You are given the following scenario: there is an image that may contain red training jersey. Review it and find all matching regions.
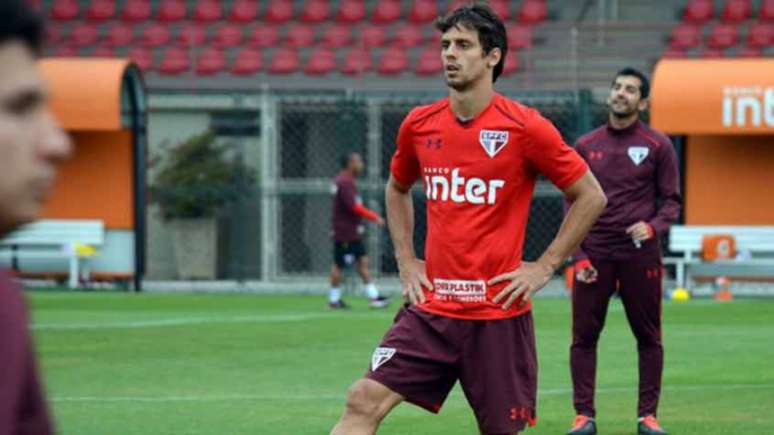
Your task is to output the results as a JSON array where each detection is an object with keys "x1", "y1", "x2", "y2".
[{"x1": 390, "y1": 94, "x2": 588, "y2": 320}]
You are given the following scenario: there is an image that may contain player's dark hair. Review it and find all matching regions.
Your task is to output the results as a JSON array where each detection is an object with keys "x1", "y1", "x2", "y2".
[
  {"x1": 613, "y1": 67, "x2": 650, "y2": 100},
  {"x1": 0, "y1": 0, "x2": 44, "y2": 54},
  {"x1": 434, "y1": 2, "x2": 508, "y2": 83},
  {"x1": 339, "y1": 151, "x2": 356, "y2": 169}
]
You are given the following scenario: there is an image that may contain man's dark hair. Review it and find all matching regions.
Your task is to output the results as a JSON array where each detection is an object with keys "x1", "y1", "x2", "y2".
[
  {"x1": 613, "y1": 67, "x2": 650, "y2": 100},
  {"x1": 339, "y1": 151, "x2": 357, "y2": 169},
  {"x1": 0, "y1": 0, "x2": 44, "y2": 54},
  {"x1": 434, "y1": 2, "x2": 508, "y2": 83}
]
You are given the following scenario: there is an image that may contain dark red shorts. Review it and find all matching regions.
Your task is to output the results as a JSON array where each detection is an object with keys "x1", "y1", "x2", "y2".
[{"x1": 366, "y1": 304, "x2": 538, "y2": 433}]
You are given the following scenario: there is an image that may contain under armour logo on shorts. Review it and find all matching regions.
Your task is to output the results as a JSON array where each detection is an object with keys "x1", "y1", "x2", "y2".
[{"x1": 371, "y1": 347, "x2": 396, "y2": 371}]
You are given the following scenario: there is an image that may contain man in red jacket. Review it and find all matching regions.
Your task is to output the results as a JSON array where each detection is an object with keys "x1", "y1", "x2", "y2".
[{"x1": 0, "y1": 1, "x2": 72, "y2": 433}]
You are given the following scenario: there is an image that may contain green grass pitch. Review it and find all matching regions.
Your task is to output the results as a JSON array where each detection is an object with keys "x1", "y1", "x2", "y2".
[{"x1": 28, "y1": 291, "x2": 774, "y2": 434}]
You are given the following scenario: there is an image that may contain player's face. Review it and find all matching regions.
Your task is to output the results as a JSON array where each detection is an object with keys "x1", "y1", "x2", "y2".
[
  {"x1": 607, "y1": 75, "x2": 647, "y2": 118},
  {"x1": 0, "y1": 41, "x2": 71, "y2": 234},
  {"x1": 441, "y1": 25, "x2": 498, "y2": 91},
  {"x1": 349, "y1": 153, "x2": 364, "y2": 176}
]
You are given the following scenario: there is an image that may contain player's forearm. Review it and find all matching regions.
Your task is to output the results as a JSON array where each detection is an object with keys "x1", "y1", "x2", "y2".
[{"x1": 385, "y1": 178, "x2": 416, "y2": 262}]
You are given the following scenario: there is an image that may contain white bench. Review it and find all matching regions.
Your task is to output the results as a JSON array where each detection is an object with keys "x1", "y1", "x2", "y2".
[
  {"x1": 0, "y1": 219, "x2": 104, "y2": 288},
  {"x1": 667, "y1": 225, "x2": 774, "y2": 289}
]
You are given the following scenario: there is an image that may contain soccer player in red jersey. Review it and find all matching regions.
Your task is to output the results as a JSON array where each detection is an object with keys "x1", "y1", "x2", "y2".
[
  {"x1": 0, "y1": 1, "x2": 72, "y2": 433},
  {"x1": 565, "y1": 68, "x2": 681, "y2": 435},
  {"x1": 329, "y1": 151, "x2": 390, "y2": 309},
  {"x1": 331, "y1": 4, "x2": 607, "y2": 434}
]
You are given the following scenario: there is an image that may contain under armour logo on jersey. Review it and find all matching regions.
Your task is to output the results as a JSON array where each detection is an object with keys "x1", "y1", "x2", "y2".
[
  {"x1": 628, "y1": 146, "x2": 649, "y2": 165},
  {"x1": 425, "y1": 137, "x2": 443, "y2": 149},
  {"x1": 371, "y1": 347, "x2": 396, "y2": 371},
  {"x1": 479, "y1": 130, "x2": 509, "y2": 158}
]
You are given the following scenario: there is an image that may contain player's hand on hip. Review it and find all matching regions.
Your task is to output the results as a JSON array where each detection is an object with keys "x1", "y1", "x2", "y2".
[
  {"x1": 397, "y1": 258, "x2": 433, "y2": 305},
  {"x1": 626, "y1": 221, "x2": 653, "y2": 242},
  {"x1": 375, "y1": 216, "x2": 385, "y2": 226},
  {"x1": 575, "y1": 265, "x2": 598, "y2": 284},
  {"x1": 489, "y1": 261, "x2": 554, "y2": 310}
]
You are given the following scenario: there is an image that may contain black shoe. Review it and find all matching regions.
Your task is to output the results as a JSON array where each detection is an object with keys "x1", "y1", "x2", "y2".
[
  {"x1": 369, "y1": 295, "x2": 391, "y2": 308},
  {"x1": 567, "y1": 415, "x2": 597, "y2": 435},
  {"x1": 328, "y1": 299, "x2": 350, "y2": 309},
  {"x1": 638, "y1": 415, "x2": 667, "y2": 435}
]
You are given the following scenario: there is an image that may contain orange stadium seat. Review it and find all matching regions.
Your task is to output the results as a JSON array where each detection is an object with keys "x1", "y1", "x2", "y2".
[
  {"x1": 269, "y1": 48, "x2": 300, "y2": 74},
  {"x1": 738, "y1": 46, "x2": 763, "y2": 56},
  {"x1": 507, "y1": 25, "x2": 533, "y2": 49},
  {"x1": 502, "y1": 52, "x2": 519, "y2": 75},
  {"x1": 409, "y1": 0, "x2": 438, "y2": 23},
  {"x1": 157, "y1": 0, "x2": 187, "y2": 22},
  {"x1": 265, "y1": 0, "x2": 295, "y2": 24},
  {"x1": 128, "y1": 47, "x2": 153, "y2": 70},
  {"x1": 321, "y1": 24, "x2": 353, "y2": 48},
  {"x1": 336, "y1": 0, "x2": 366, "y2": 23},
  {"x1": 378, "y1": 47, "x2": 408, "y2": 75},
  {"x1": 340, "y1": 48, "x2": 372, "y2": 74},
  {"x1": 301, "y1": 0, "x2": 330, "y2": 23},
  {"x1": 248, "y1": 25, "x2": 279, "y2": 48},
  {"x1": 285, "y1": 24, "x2": 317, "y2": 48},
  {"x1": 213, "y1": 24, "x2": 243, "y2": 48},
  {"x1": 721, "y1": 0, "x2": 751, "y2": 23},
  {"x1": 747, "y1": 22, "x2": 773, "y2": 47},
  {"x1": 231, "y1": 49, "x2": 263, "y2": 75},
  {"x1": 393, "y1": 23, "x2": 425, "y2": 48},
  {"x1": 371, "y1": 0, "x2": 401, "y2": 24},
  {"x1": 361, "y1": 25, "x2": 388, "y2": 47},
  {"x1": 86, "y1": 0, "x2": 116, "y2": 21},
  {"x1": 305, "y1": 48, "x2": 337, "y2": 75},
  {"x1": 104, "y1": 23, "x2": 135, "y2": 47},
  {"x1": 177, "y1": 22, "x2": 208, "y2": 47},
  {"x1": 762, "y1": 0, "x2": 774, "y2": 21},
  {"x1": 158, "y1": 47, "x2": 190, "y2": 75},
  {"x1": 121, "y1": 0, "x2": 152, "y2": 22},
  {"x1": 518, "y1": 0, "x2": 548, "y2": 25},
  {"x1": 195, "y1": 48, "x2": 226, "y2": 75},
  {"x1": 141, "y1": 23, "x2": 171, "y2": 47},
  {"x1": 682, "y1": 0, "x2": 714, "y2": 23},
  {"x1": 669, "y1": 23, "x2": 702, "y2": 49},
  {"x1": 415, "y1": 46, "x2": 442, "y2": 76},
  {"x1": 229, "y1": 0, "x2": 258, "y2": 23},
  {"x1": 707, "y1": 23, "x2": 739, "y2": 48},
  {"x1": 193, "y1": 0, "x2": 222, "y2": 22},
  {"x1": 70, "y1": 23, "x2": 99, "y2": 47},
  {"x1": 51, "y1": 0, "x2": 79, "y2": 21}
]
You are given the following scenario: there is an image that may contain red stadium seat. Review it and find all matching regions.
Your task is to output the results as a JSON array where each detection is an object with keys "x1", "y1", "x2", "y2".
[
  {"x1": 53, "y1": 45, "x2": 80, "y2": 56},
  {"x1": 502, "y1": 52, "x2": 519, "y2": 75},
  {"x1": 46, "y1": 24, "x2": 64, "y2": 45},
  {"x1": 321, "y1": 24, "x2": 353, "y2": 48},
  {"x1": 305, "y1": 48, "x2": 337, "y2": 75},
  {"x1": 104, "y1": 23, "x2": 134, "y2": 47},
  {"x1": 340, "y1": 48, "x2": 372, "y2": 75},
  {"x1": 269, "y1": 48, "x2": 300, "y2": 74},
  {"x1": 415, "y1": 46, "x2": 442, "y2": 76},
  {"x1": 378, "y1": 47, "x2": 408, "y2": 75},
  {"x1": 265, "y1": 0, "x2": 294, "y2": 23},
  {"x1": 121, "y1": 0, "x2": 152, "y2": 22},
  {"x1": 762, "y1": 0, "x2": 774, "y2": 22},
  {"x1": 285, "y1": 24, "x2": 317, "y2": 48},
  {"x1": 707, "y1": 23, "x2": 739, "y2": 48},
  {"x1": 177, "y1": 23, "x2": 208, "y2": 47},
  {"x1": 448, "y1": 0, "x2": 510, "y2": 20},
  {"x1": 158, "y1": 47, "x2": 190, "y2": 75},
  {"x1": 721, "y1": 0, "x2": 751, "y2": 23},
  {"x1": 70, "y1": 23, "x2": 99, "y2": 47},
  {"x1": 195, "y1": 48, "x2": 226, "y2": 75},
  {"x1": 213, "y1": 24, "x2": 243, "y2": 48},
  {"x1": 86, "y1": 0, "x2": 116, "y2": 21},
  {"x1": 409, "y1": 0, "x2": 438, "y2": 23},
  {"x1": 301, "y1": 0, "x2": 329, "y2": 23},
  {"x1": 669, "y1": 24, "x2": 702, "y2": 49},
  {"x1": 747, "y1": 22, "x2": 773, "y2": 47},
  {"x1": 699, "y1": 47, "x2": 725, "y2": 57},
  {"x1": 518, "y1": 0, "x2": 547, "y2": 25},
  {"x1": 128, "y1": 47, "x2": 153, "y2": 70},
  {"x1": 248, "y1": 25, "x2": 280, "y2": 48},
  {"x1": 361, "y1": 26, "x2": 388, "y2": 48},
  {"x1": 229, "y1": 0, "x2": 259, "y2": 22},
  {"x1": 662, "y1": 46, "x2": 687, "y2": 58},
  {"x1": 393, "y1": 24, "x2": 425, "y2": 48},
  {"x1": 158, "y1": 0, "x2": 187, "y2": 22},
  {"x1": 51, "y1": 0, "x2": 79, "y2": 20},
  {"x1": 682, "y1": 0, "x2": 714, "y2": 23},
  {"x1": 141, "y1": 23, "x2": 171, "y2": 48},
  {"x1": 231, "y1": 49, "x2": 263, "y2": 75},
  {"x1": 738, "y1": 46, "x2": 762, "y2": 57},
  {"x1": 193, "y1": 0, "x2": 222, "y2": 22},
  {"x1": 507, "y1": 25, "x2": 532, "y2": 49},
  {"x1": 336, "y1": 0, "x2": 366, "y2": 23},
  {"x1": 371, "y1": 0, "x2": 401, "y2": 24},
  {"x1": 92, "y1": 46, "x2": 116, "y2": 57}
]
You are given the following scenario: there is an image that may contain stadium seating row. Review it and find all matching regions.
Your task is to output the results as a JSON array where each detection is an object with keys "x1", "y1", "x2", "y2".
[
  {"x1": 668, "y1": 21, "x2": 772, "y2": 49},
  {"x1": 682, "y1": 0, "x2": 774, "y2": 24}
]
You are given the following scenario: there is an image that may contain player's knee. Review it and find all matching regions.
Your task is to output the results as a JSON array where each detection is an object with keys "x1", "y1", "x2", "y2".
[
  {"x1": 343, "y1": 380, "x2": 382, "y2": 420},
  {"x1": 572, "y1": 331, "x2": 601, "y2": 347}
]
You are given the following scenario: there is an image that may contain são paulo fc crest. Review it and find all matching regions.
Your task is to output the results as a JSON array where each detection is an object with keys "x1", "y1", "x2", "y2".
[
  {"x1": 628, "y1": 146, "x2": 649, "y2": 166},
  {"x1": 479, "y1": 130, "x2": 509, "y2": 158},
  {"x1": 371, "y1": 347, "x2": 396, "y2": 371}
]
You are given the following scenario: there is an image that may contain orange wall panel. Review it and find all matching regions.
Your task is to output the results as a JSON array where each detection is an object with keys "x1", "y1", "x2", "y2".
[
  {"x1": 41, "y1": 130, "x2": 134, "y2": 229},
  {"x1": 685, "y1": 135, "x2": 774, "y2": 224}
]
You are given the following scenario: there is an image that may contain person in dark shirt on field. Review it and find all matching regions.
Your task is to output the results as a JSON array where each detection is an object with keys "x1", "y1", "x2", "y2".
[
  {"x1": 0, "y1": 1, "x2": 72, "y2": 433},
  {"x1": 329, "y1": 151, "x2": 390, "y2": 309},
  {"x1": 566, "y1": 68, "x2": 681, "y2": 435}
]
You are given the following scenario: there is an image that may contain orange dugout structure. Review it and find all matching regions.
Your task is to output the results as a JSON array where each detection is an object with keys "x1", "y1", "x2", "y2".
[
  {"x1": 38, "y1": 58, "x2": 146, "y2": 290},
  {"x1": 651, "y1": 59, "x2": 774, "y2": 225}
]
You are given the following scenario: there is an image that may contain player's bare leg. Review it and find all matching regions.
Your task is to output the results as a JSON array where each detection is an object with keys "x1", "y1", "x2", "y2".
[
  {"x1": 331, "y1": 378, "x2": 404, "y2": 435},
  {"x1": 357, "y1": 257, "x2": 390, "y2": 308},
  {"x1": 328, "y1": 264, "x2": 348, "y2": 309}
]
